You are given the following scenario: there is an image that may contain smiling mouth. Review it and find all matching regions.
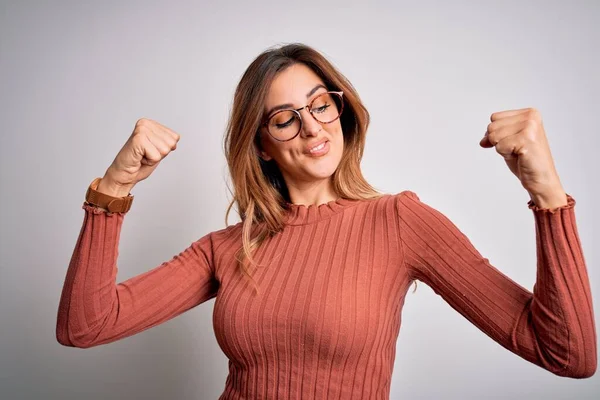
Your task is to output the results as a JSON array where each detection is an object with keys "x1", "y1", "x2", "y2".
[
  {"x1": 309, "y1": 142, "x2": 327, "y2": 152},
  {"x1": 305, "y1": 140, "x2": 330, "y2": 157}
]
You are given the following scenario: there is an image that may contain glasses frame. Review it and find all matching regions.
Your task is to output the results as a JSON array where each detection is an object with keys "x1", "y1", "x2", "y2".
[{"x1": 261, "y1": 90, "x2": 345, "y2": 142}]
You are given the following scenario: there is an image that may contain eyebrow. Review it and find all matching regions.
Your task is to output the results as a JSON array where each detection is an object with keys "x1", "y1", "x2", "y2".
[{"x1": 265, "y1": 83, "x2": 328, "y2": 118}]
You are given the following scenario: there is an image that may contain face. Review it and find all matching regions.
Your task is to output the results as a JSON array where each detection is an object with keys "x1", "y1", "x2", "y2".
[{"x1": 258, "y1": 63, "x2": 344, "y2": 189}]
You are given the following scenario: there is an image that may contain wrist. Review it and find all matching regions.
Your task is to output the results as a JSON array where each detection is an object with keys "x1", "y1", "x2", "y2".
[
  {"x1": 528, "y1": 186, "x2": 568, "y2": 210},
  {"x1": 85, "y1": 177, "x2": 134, "y2": 213},
  {"x1": 97, "y1": 176, "x2": 134, "y2": 198}
]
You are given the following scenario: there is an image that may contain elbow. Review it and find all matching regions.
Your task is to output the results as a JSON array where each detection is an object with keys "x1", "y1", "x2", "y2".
[
  {"x1": 551, "y1": 351, "x2": 597, "y2": 379},
  {"x1": 56, "y1": 327, "x2": 82, "y2": 348},
  {"x1": 56, "y1": 333, "x2": 75, "y2": 347},
  {"x1": 579, "y1": 364, "x2": 597, "y2": 379},
  {"x1": 570, "y1": 355, "x2": 597, "y2": 379},
  {"x1": 565, "y1": 334, "x2": 598, "y2": 378},
  {"x1": 557, "y1": 363, "x2": 597, "y2": 379},
  {"x1": 56, "y1": 324, "x2": 100, "y2": 349},
  {"x1": 56, "y1": 333, "x2": 99, "y2": 349},
  {"x1": 535, "y1": 315, "x2": 598, "y2": 379},
  {"x1": 56, "y1": 320, "x2": 75, "y2": 347}
]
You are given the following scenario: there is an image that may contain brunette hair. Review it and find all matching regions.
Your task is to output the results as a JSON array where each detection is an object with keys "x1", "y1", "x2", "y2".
[{"x1": 223, "y1": 43, "x2": 406, "y2": 295}]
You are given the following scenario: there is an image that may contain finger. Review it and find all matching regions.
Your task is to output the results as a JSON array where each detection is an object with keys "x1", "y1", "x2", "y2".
[
  {"x1": 140, "y1": 133, "x2": 163, "y2": 166},
  {"x1": 487, "y1": 113, "x2": 529, "y2": 133},
  {"x1": 155, "y1": 126, "x2": 180, "y2": 151},
  {"x1": 490, "y1": 108, "x2": 530, "y2": 122},
  {"x1": 146, "y1": 124, "x2": 176, "y2": 156},
  {"x1": 162, "y1": 125, "x2": 181, "y2": 144},
  {"x1": 494, "y1": 131, "x2": 526, "y2": 160},
  {"x1": 480, "y1": 120, "x2": 526, "y2": 148},
  {"x1": 153, "y1": 120, "x2": 181, "y2": 143}
]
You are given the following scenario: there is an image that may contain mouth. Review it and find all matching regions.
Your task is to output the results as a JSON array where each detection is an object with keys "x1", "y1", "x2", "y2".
[{"x1": 304, "y1": 139, "x2": 330, "y2": 157}]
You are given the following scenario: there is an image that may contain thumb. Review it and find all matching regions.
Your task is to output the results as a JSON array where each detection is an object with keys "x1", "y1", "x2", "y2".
[{"x1": 479, "y1": 132, "x2": 493, "y2": 148}]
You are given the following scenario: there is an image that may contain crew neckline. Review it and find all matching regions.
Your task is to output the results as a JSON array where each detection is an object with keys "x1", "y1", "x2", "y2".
[{"x1": 283, "y1": 197, "x2": 360, "y2": 225}]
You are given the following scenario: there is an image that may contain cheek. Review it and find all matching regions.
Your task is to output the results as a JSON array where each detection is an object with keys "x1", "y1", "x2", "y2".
[
  {"x1": 261, "y1": 134, "x2": 295, "y2": 161},
  {"x1": 330, "y1": 124, "x2": 344, "y2": 148}
]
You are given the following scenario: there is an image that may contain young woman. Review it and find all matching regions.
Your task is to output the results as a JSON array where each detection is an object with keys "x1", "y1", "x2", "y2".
[{"x1": 56, "y1": 43, "x2": 597, "y2": 399}]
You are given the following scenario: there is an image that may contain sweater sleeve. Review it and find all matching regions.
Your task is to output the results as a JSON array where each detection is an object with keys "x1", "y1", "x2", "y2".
[
  {"x1": 56, "y1": 203, "x2": 220, "y2": 348},
  {"x1": 395, "y1": 190, "x2": 597, "y2": 378}
]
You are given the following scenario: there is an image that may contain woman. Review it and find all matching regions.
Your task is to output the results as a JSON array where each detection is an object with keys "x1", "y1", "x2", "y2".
[{"x1": 56, "y1": 43, "x2": 597, "y2": 399}]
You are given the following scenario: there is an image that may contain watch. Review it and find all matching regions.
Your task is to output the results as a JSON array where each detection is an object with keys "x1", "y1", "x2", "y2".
[{"x1": 85, "y1": 177, "x2": 134, "y2": 213}]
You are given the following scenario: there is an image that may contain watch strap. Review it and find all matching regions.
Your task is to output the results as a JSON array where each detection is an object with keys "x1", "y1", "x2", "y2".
[{"x1": 85, "y1": 177, "x2": 134, "y2": 213}]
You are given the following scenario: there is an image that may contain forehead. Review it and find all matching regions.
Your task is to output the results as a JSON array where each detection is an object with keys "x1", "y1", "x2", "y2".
[{"x1": 265, "y1": 64, "x2": 324, "y2": 108}]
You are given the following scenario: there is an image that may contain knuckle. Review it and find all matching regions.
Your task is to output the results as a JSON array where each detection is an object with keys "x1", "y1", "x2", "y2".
[
  {"x1": 159, "y1": 146, "x2": 170, "y2": 156},
  {"x1": 524, "y1": 127, "x2": 537, "y2": 142},
  {"x1": 524, "y1": 119, "x2": 538, "y2": 131},
  {"x1": 148, "y1": 149, "x2": 162, "y2": 160},
  {"x1": 133, "y1": 123, "x2": 149, "y2": 136},
  {"x1": 528, "y1": 108, "x2": 541, "y2": 121},
  {"x1": 132, "y1": 126, "x2": 146, "y2": 138}
]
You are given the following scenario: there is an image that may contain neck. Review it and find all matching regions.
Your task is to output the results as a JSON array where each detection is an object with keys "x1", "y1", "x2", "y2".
[{"x1": 285, "y1": 177, "x2": 338, "y2": 206}]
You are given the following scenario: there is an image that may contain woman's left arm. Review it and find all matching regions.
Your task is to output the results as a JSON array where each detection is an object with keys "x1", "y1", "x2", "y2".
[{"x1": 396, "y1": 107, "x2": 597, "y2": 378}]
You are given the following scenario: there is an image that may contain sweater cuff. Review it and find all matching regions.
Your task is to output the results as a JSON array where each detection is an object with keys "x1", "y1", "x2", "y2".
[
  {"x1": 82, "y1": 202, "x2": 127, "y2": 217},
  {"x1": 527, "y1": 193, "x2": 576, "y2": 215}
]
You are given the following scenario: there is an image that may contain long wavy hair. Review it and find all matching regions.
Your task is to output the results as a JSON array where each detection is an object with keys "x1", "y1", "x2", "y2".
[{"x1": 223, "y1": 43, "x2": 416, "y2": 295}]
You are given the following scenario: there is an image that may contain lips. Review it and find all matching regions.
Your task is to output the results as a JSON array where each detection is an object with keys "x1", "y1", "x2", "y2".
[{"x1": 304, "y1": 139, "x2": 329, "y2": 154}]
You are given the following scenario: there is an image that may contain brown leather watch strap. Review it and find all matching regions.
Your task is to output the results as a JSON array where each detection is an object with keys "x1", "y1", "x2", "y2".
[{"x1": 85, "y1": 177, "x2": 134, "y2": 213}]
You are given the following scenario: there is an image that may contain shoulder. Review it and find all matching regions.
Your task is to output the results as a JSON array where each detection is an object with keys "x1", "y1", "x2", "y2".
[
  {"x1": 393, "y1": 190, "x2": 420, "y2": 202},
  {"x1": 351, "y1": 191, "x2": 422, "y2": 219},
  {"x1": 350, "y1": 191, "x2": 422, "y2": 209},
  {"x1": 393, "y1": 190, "x2": 424, "y2": 206},
  {"x1": 208, "y1": 221, "x2": 243, "y2": 245},
  {"x1": 193, "y1": 221, "x2": 243, "y2": 255},
  {"x1": 388, "y1": 190, "x2": 424, "y2": 217},
  {"x1": 376, "y1": 190, "x2": 421, "y2": 211}
]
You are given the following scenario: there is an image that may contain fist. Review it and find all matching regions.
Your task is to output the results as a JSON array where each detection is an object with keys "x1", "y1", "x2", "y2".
[
  {"x1": 479, "y1": 107, "x2": 562, "y2": 196},
  {"x1": 105, "y1": 118, "x2": 180, "y2": 188}
]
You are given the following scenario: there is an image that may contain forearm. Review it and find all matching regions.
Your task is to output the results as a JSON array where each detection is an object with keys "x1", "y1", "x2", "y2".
[
  {"x1": 525, "y1": 195, "x2": 597, "y2": 377},
  {"x1": 56, "y1": 204, "x2": 125, "y2": 346}
]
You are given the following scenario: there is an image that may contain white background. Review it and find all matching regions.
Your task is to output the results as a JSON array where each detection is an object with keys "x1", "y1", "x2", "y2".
[{"x1": 1, "y1": 0, "x2": 598, "y2": 398}]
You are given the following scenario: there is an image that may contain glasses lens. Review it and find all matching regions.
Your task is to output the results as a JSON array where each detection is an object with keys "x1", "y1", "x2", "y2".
[
  {"x1": 267, "y1": 110, "x2": 300, "y2": 141},
  {"x1": 310, "y1": 92, "x2": 342, "y2": 123}
]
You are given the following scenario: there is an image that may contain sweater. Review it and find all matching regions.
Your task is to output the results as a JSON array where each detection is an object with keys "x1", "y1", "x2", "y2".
[{"x1": 56, "y1": 190, "x2": 597, "y2": 399}]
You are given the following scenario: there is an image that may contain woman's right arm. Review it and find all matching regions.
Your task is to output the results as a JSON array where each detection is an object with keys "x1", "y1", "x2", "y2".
[
  {"x1": 56, "y1": 200, "x2": 219, "y2": 348},
  {"x1": 56, "y1": 118, "x2": 220, "y2": 348}
]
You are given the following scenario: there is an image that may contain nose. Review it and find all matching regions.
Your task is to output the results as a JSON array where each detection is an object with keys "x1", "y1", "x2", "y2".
[{"x1": 299, "y1": 108, "x2": 322, "y2": 137}]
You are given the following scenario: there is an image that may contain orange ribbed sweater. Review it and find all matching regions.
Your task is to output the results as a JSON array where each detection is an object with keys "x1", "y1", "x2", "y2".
[{"x1": 56, "y1": 190, "x2": 597, "y2": 399}]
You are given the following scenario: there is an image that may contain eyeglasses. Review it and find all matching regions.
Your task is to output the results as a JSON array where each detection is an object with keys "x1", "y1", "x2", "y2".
[{"x1": 261, "y1": 90, "x2": 344, "y2": 142}]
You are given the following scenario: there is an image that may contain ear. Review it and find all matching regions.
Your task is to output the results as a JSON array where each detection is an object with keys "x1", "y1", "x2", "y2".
[
  {"x1": 254, "y1": 143, "x2": 273, "y2": 162},
  {"x1": 259, "y1": 150, "x2": 273, "y2": 162}
]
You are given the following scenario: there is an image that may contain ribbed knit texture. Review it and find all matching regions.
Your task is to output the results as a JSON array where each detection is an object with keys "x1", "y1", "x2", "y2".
[{"x1": 56, "y1": 190, "x2": 597, "y2": 399}]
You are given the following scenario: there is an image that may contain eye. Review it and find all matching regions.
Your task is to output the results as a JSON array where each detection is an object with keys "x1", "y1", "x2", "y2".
[
  {"x1": 312, "y1": 103, "x2": 330, "y2": 114},
  {"x1": 275, "y1": 116, "x2": 295, "y2": 129}
]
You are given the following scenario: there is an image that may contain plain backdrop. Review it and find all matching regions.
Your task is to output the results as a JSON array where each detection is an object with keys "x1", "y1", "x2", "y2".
[{"x1": 1, "y1": 0, "x2": 598, "y2": 399}]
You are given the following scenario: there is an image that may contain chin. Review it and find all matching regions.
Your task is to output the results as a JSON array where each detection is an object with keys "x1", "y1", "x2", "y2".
[{"x1": 302, "y1": 155, "x2": 342, "y2": 180}]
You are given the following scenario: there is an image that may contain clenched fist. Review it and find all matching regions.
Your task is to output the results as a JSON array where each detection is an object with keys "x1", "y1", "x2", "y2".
[{"x1": 99, "y1": 118, "x2": 180, "y2": 197}]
